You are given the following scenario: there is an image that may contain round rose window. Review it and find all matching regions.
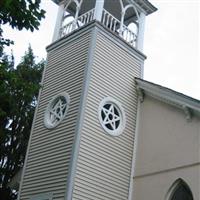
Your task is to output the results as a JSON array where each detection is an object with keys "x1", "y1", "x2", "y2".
[
  {"x1": 98, "y1": 97, "x2": 125, "y2": 136},
  {"x1": 44, "y1": 92, "x2": 70, "y2": 129}
]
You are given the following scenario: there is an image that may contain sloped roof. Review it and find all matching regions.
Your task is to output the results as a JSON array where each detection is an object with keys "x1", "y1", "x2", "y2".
[
  {"x1": 52, "y1": 0, "x2": 157, "y2": 15},
  {"x1": 135, "y1": 78, "x2": 200, "y2": 120}
]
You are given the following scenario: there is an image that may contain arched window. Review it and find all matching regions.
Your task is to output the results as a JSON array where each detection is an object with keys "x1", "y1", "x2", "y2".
[{"x1": 167, "y1": 179, "x2": 193, "y2": 200}]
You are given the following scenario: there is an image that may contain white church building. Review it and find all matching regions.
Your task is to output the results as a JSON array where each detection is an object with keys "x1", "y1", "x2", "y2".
[{"x1": 16, "y1": 0, "x2": 199, "y2": 199}]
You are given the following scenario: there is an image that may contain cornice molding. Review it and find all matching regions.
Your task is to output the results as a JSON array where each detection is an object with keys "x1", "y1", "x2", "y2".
[
  {"x1": 52, "y1": 0, "x2": 157, "y2": 15},
  {"x1": 131, "y1": 0, "x2": 157, "y2": 15},
  {"x1": 135, "y1": 78, "x2": 200, "y2": 120}
]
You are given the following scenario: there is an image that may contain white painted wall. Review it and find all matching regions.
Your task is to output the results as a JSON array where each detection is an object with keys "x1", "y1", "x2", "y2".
[{"x1": 133, "y1": 95, "x2": 200, "y2": 200}]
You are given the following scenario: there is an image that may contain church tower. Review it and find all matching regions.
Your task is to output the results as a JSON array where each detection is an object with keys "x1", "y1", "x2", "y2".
[{"x1": 18, "y1": 1, "x2": 157, "y2": 200}]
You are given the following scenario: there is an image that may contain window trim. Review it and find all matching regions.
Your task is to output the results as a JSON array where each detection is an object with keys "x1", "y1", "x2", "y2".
[
  {"x1": 98, "y1": 97, "x2": 126, "y2": 136},
  {"x1": 44, "y1": 92, "x2": 70, "y2": 129},
  {"x1": 165, "y1": 178, "x2": 194, "y2": 200}
]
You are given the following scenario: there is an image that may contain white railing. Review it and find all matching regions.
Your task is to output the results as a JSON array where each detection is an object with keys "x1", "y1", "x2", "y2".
[
  {"x1": 78, "y1": 8, "x2": 95, "y2": 25},
  {"x1": 60, "y1": 20, "x2": 73, "y2": 37},
  {"x1": 121, "y1": 25, "x2": 137, "y2": 47},
  {"x1": 60, "y1": 8, "x2": 95, "y2": 37},
  {"x1": 59, "y1": 8, "x2": 137, "y2": 47},
  {"x1": 101, "y1": 9, "x2": 120, "y2": 32},
  {"x1": 101, "y1": 9, "x2": 137, "y2": 47}
]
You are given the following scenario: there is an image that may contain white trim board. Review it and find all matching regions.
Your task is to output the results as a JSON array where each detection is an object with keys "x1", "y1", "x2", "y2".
[{"x1": 135, "y1": 78, "x2": 200, "y2": 119}]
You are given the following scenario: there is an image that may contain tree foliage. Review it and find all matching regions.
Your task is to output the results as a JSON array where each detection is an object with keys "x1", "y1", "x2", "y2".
[
  {"x1": 0, "y1": 46, "x2": 44, "y2": 200},
  {"x1": 0, "y1": 0, "x2": 45, "y2": 54},
  {"x1": 0, "y1": 1, "x2": 45, "y2": 199}
]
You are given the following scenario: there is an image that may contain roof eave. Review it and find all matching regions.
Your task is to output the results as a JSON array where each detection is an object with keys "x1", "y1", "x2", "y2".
[
  {"x1": 132, "y1": 0, "x2": 157, "y2": 15},
  {"x1": 135, "y1": 78, "x2": 200, "y2": 116},
  {"x1": 52, "y1": 0, "x2": 158, "y2": 15}
]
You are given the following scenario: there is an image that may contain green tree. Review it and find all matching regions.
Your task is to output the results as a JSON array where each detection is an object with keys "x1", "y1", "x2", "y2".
[
  {"x1": 0, "y1": 1, "x2": 45, "y2": 199},
  {"x1": 0, "y1": 46, "x2": 44, "y2": 200},
  {"x1": 0, "y1": 0, "x2": 45, "y2": 55}
]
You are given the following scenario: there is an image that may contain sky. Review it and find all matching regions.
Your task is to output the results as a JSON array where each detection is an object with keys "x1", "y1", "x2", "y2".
[{"x1": 3, "y1": 0, "x2": 200, "y2": 99}]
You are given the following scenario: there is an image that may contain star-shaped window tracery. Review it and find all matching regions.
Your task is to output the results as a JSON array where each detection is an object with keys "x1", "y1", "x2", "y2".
[
  {"x1": 98, "y1": 97, "x2": 125, "y2": 136},
  {"x1": 49, "y1": 98, "x2": 67, "y2": 126},
  {"x1": 101, "y1": 103, "x2": 121, "y2": 131},
  {"x1": 44, "y1": 92, "x2": 70, "y2": 129}
]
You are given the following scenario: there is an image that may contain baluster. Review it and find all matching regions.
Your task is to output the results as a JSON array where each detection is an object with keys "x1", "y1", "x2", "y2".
[
  {"x1": 126, "y1": 29, "x2": 128, "y2": 42},
  {"x1": 65, "y1": 25, "x2": 68, "y2": 35},
  {"x1": 130, "y1": 32, "x2": 132, "y2": 45},
  {"x1": 85, "y1": 13, "x2": 88, "y2": 24},
  {"x1": 124, "y1": 28, "x2": 126, "y2": 40},
  {"x1": 121, "y1": 26, "x2": 124, "y2": 38},
  {"x1": 128, "y1": 30, "x2": 131, "y2": 43},
  {"x1": 67, "y1": 24, "x2": 70, "y2": 34},
  {"x1": 127, "y1": 29, "x2": 130, "y2": 41},
  {"x1": 83, "y1": 15, "x2": 86, "y2": 24},
  {"x1": 129, "y1": 30, "x2": 131, "y2": 43},
  {"x1": 64, "y1": 27, "x2": 66, "y2": 35},
  {"x1": 134, "y1": 33, "x2": 137, "y2": 46},
  {"x1": 89, "y1": 11, "x2": 92, "y2": 22},
  {"x1": 106, "y1": 14, "x2": 110, "y2": 27},
  {"x1": 69, "y1": 23, "x2": 73, "y2": 33},
  {"x1": 79, "y1": 16, "x2": 83, "y2": 24},
  {"x1": 113, "y1": 20, "x2": 117, "y2": 32},
  {"x1": 102, "y1": 10, "x2": 106, "y2": 25},
  {"x1": 134, "y1": 33, "x2": 136, "y2": 46},
  {"x1": 132, "y1": 33, "x2": 135, "y2": 46},
  {"x1": 129, "y1": 32, "x2": 132, "y2": 45},
  {"x1": 90, "y1": 10, "x2": 94, "y2": 21},
  {"x1": 86, "y1": 13, "x2": 90, "y2": 23},
  {"x1": 110, "y1": 18, "x2": 113, "y2": 30},
  {"x1": 92, "y1": 9, "x2": 94, "y2": 20},
  {"x1": 89, "y1": 11, "x2": 91, "y2": 21},
  {"x1": 63, "y1": 26, "x2": 66, "y2": 35},
  {"x1": 125, "y1": 29, "x2": 128, "y2": 41},
  {"x1": 124, "y1": 28, "x2": 127, "y2": 40}
]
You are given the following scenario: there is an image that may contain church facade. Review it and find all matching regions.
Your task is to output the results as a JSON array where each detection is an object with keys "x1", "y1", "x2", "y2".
[
  {"x1": 133, "y1": 78, "x2": 199, "y2": 200},
  {"x1": 17, "y1": 0, "x2": 199, "y2": 200}
]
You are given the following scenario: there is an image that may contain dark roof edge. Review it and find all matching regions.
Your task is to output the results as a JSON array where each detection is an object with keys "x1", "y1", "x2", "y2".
[
  {"x1": 133, "y1": 0, "x2": 158, "y2": 15},
  {"x1": 52, "y1": 0, "x2": 157, "y2": 15}
]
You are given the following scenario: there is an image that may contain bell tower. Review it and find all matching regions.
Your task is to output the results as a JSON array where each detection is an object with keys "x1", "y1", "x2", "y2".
[{"x1": 18, "y1": 1, "x2": 157, "y2": 200}]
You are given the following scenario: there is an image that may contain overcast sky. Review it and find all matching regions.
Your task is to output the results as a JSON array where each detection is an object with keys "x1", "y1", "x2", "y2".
[{"x1": 3, "y1": 0, "x2": 200, "y2": 99}]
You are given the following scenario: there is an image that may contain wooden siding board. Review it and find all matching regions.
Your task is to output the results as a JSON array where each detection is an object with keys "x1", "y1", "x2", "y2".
[
  {"x1": 29, "y1": 134, "x2": 74, "y2": 148},
  {"x1": 27, "y1": 147, "x2": 72, "y2": 161},
  {"x1": 24, "y1": 162, "x2": 70, "y2": 174},
  {"x1": 74, "y1": 179, "x2": 127, "y2": 199},
  {"x1": 21, "y1": 187, "x2": 65, "y2": 198},
  {"x1": 29, "y1": 129, "x2": 75, "y2": 141},
  {"x1": 19, "y1": 30, "x2": 92, "y2": 200},
  {"x1": 76, "y1": 157, "x2": 130, "y2": 183},
  {"x1": 76, "y1": 166, "x2": 129, "y2": 189},
  {"x1": 80, "y1": 132, "x2": 134, "y2": 157},
  {"x1": 24, "y1": 164, "x2": 68, "y2": 176},
  {"x1": 72, "y1": 29, "x2": 143, "y2": 199},
  {"x1": 43, "y1": 72, "x2": 85, "y2": 88}
]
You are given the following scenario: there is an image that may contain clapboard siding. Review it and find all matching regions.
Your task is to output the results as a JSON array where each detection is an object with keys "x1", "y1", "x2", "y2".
[
  {"x1": 72, "y1": 27, "x2": 144, "y2": 199},
  {"x1": 19, "y1": 30, "x2": 92, "y2": 200}
]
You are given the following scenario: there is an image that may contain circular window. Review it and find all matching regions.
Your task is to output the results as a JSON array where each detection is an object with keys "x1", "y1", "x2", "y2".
[
  {"x1": 98, "y1": 97, "x2": 125, "y2": 136},
  {"x1": 44, "y1": 92, "x2": 70, "y2": 129}
]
